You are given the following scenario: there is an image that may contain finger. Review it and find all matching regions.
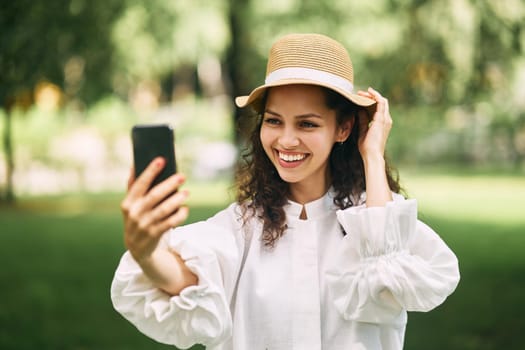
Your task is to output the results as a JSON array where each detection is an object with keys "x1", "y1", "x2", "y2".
[
  {"x1": 148, "y1": 189, "x2": 189, "y2": 224},
  {"x1": 124, "y1": 172, "x2": 185, "y2": 225},
  {"x1": 371, "y1": 88, "x2": 390, "y2": 118},
  {"x1": 127, "y1": 166, "x2": 135, "y2": 191},
  {"x1": 368, "y1": 87, "x2": 386, "y2": 121},
  {"x1": 128, "y1": 157, "x2": 165, "y2": 200},
  {"x1": 142, "y1": 173, "x2": 186, "y2": 211},
  {"x1": 358, "y1": 89, "x2": 379, "y2": 118},
  {"x1": 151, "y1": 206, "x2": 190, "y2": 236},
  {"x1": 369, "y1": 88, "x2": 392, "y2": 127},
  {"x1": 357, "y1": 90, "x2": 373, "y2": 98}
]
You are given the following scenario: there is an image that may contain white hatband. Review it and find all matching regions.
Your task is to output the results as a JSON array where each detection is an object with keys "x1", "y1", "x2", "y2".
[{"x1": 265, "y1": 67, "x2": 354, "y2": 94}]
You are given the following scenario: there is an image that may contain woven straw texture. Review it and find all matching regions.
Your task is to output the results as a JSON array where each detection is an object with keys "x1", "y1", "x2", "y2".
[{"x1": 266, "y1": 33, "x2": 354, "y2": 83}]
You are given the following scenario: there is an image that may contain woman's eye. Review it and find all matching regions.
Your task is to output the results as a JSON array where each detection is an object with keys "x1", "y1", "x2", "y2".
[
  {"x1": 300, "y1": 121, "x2": 318, "y2": 128},
  {"x1": 263, "y1": 117, "x2": 281, "y2": 125}
]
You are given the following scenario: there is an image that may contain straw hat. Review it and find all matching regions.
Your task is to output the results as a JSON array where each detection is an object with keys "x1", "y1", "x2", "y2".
[{"x1": 235, "y1": 33, "x2": 376, "y2": 108}]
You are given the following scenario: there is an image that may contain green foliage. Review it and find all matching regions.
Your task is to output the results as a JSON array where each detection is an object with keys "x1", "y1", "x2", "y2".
[
  {"x1": 2, "y1": 95, "x2": 234, "y2": 196},
  {"x1": 111, "y1": 0, "x2": 229, "y2": 91},
  {"x1": 0, "y1": 0, "x2": 125, "y2": 104},
  {"x1": 2, "y1": 0, "x2": 524, "y2": 113},
  {"x1": 2, "y1": 0, "x2": 525, "y2": 201}
]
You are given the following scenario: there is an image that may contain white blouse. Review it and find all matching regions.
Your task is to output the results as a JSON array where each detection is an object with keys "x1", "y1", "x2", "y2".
[{"x1": 111, "y1": 192, "x2": 460, "y2": 350}]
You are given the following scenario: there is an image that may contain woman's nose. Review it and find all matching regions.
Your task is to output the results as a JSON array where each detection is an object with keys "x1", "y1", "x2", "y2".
[{"x1": 278, "y1": 127, "x2": 300, "y2": 148}]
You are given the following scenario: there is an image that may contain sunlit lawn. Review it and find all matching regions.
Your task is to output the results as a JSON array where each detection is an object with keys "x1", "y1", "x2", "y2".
[
  {"x1": 0, "y1": 172, "x2": 523, "y2": 350},
  {"x1": 399, "y1": 170, "x2": 525, "y2": 350}
]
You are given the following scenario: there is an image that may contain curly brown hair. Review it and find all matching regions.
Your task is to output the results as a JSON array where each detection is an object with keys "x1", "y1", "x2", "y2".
[{"x1": 235, "y1": 86, "x2": 402, "y2": 247}]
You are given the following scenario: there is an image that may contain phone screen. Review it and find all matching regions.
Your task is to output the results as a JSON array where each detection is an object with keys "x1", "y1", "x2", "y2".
[{"x1": 132, "y1": 124, "x2": 177, "y2": 189}]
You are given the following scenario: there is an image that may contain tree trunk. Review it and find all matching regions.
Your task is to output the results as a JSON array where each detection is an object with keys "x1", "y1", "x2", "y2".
[
  {"x1": 2, "y1": 108, "x2": 15, "y2": 203},
  {"x1": 225, "y1": 0, "x2": 252, "y2": 146}
]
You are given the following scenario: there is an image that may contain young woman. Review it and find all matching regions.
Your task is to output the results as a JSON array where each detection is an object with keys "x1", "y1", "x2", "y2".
[{"x1": 111, "y1": 33, "x2": 460, "y2": 350}]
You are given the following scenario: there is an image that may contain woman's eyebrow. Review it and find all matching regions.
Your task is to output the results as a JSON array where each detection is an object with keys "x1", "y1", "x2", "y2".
[
  {"x1": 296, "y1": 113, "x2": 323, "y2": 119},
  {"x1": 265, "y1": 108, "x2": 322, "y2": 119},
  {"x1": 264, "y1": 108, "x2": 281, "y2": 116}
]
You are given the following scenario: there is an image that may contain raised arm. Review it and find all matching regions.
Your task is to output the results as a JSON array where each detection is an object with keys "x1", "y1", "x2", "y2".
[
  {"x1": 357, "y1": 87, "x2": 393, "y2": 207},
  {"x1": 326, "y1": 89, "x2": 459, "y2": 322},
  {"x1": 113, "y1": 164, "x2": 243, "y2": 348},
  {"x1": 119, "y1": 157, "x2": 196, "y2": 295}
]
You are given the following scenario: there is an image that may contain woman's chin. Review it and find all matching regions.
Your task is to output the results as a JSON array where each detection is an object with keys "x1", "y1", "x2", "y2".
[{"x1": 275, "y1": 170, "x2": 301, "y2": 184}]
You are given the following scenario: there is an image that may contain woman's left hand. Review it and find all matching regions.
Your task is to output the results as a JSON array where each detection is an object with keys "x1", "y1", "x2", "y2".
[{"x1": 356, "y1": 87, "x2": 392, "y2": 160}]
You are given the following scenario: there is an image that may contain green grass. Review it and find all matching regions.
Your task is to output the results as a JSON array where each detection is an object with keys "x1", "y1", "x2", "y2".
[
  {"x1": 402, "y1": 170, "x2": 524, "y2": 225},
  {"x1": 399, "y1": 170, "x2": 525, "y2": 350},
  {"x1": 0, "y1": 173, "x2": 523, "y2": 349},
  {"x1": 404, "y1": 216, "x2": 524, "y2": 349},
  {"x1": 0, "y1": 186, "x2": 223, "y2": 350}
]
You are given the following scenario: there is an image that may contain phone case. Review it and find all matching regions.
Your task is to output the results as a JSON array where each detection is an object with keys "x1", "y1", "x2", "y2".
[{"x1": 132, "y1": 124, "x2": 177, "y2": 189}]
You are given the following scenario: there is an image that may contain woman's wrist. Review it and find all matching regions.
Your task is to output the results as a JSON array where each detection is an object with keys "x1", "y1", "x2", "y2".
[
  {"x1": 362, "y1": 152, "x2": 385, "y2": 168},
  {"x1": 135, "y1": 246, "x2": 198, "y2": 295},
  {"x1": 363, "y1": 153, "x2": 392, "y2": 207},
  {"x1": 134, "y1": 250, "x2": 156, "y2": 269}
]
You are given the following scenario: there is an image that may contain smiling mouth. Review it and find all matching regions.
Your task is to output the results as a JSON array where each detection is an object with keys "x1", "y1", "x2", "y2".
[{"x1": 278, "y1": 151, "x2": 307, "y2": 162}]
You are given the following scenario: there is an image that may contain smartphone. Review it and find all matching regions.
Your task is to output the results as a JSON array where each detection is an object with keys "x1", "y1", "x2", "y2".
[{"x1": 132, "y1": 124, "x2": 177, "y2": 190}]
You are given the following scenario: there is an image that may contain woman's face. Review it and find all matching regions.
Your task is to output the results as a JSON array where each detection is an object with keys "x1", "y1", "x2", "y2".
[{"x1": 260, "y1": 84, "x2": 351, "y2": 197}]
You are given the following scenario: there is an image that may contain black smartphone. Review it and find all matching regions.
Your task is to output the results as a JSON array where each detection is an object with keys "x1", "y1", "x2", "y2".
[{"x1": 132, "y1": 124, "x2": 177, "y2": 190}]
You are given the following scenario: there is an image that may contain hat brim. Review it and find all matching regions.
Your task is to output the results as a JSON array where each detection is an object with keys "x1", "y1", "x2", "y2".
[{"x1": 235, "y1": 79, "x2": 376, "y2": 108}]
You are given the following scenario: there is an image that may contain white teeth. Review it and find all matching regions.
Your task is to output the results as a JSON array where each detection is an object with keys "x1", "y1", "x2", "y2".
[{"x1": 279, "y1": 152, "x2": 306, "y2": 162}]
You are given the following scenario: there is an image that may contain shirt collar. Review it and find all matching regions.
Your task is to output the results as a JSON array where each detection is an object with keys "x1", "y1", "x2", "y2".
[{"x1": 283, "y1": 189, "x2": 337, "y2": 220}]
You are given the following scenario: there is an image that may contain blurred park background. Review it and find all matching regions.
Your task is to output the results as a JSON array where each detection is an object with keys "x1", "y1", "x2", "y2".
[{"x1": 1, "y1": 0, "x2": 524, "y2": 349}]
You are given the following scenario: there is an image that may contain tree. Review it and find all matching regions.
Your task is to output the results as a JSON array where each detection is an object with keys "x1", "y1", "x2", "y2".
[{"x1": 0, "y1": 0, "x2": 124, "y2": 202}]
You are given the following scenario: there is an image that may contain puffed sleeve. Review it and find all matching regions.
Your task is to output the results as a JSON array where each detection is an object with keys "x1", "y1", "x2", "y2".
[
  {"x1": 110, "y1": 204, "x2": 244, "y2": 348},
  {"x1": 325, "y1": 195, "x2": 460, "y2": 324}
]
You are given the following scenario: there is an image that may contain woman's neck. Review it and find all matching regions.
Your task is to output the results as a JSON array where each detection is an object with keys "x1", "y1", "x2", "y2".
[
  {"x1": 288, "y1": 167, "x2": 332, "y2": 205},
  {"x1": 288, "y1": 181, "x2": 330, "y2": 205}
]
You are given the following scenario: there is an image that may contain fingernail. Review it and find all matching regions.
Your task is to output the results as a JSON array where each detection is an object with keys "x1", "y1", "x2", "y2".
[{"x1": 156, "y1": 158, "x2": 165, "y2": 167}]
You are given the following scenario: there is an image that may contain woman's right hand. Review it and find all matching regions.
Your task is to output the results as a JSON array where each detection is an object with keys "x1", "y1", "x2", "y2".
[{"x1": 120, "y1": 157, "x2": 190, "y2": 264}]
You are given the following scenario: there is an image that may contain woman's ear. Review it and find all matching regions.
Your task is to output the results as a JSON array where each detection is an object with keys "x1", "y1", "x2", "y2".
[{"x1": 336, "y1": 116, "x2": 354, "y2": 143}]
